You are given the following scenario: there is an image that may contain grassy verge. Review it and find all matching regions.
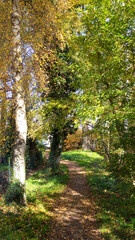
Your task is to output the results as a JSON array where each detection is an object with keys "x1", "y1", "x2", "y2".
[
  {"x1": 0, "y1": 164, "x2": 69, "y2": 240},
  {"x1": 62, "y1": 150, "x2": 135, "y2": 240}
]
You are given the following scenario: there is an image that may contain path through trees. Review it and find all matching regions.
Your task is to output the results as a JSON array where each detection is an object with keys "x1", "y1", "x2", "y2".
[{"x1": 49, "y1": 160, "x2": 101, "y2": 240}]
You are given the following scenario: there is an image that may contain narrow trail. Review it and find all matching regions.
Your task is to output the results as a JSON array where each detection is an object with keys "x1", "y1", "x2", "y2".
[{"x1": 49, "y1": 160, "x2": 101, "y2": 240}]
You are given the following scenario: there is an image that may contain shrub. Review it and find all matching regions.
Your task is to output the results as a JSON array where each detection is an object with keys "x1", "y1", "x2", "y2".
[{"x1": 5, "y1": 180, "x2": 25, "y2": 204}]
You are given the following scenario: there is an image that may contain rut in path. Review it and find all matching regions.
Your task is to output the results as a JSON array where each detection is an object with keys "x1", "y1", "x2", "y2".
[{"x1": 49, "y1": 160, "x2": 101, "y2": 240}]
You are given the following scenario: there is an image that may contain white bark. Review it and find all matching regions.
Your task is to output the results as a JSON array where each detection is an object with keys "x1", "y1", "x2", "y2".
[
  {"x1": 82, "y1": 122, "x2": 90, "y2": 151},
  {"x1": 11, "y1": 0, "x2": 27, "y2": 186}
]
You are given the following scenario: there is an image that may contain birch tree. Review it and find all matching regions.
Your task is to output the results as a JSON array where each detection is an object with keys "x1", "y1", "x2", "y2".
[{"x1": 11, "y1": 0, "x2": 27, "y2": 202}]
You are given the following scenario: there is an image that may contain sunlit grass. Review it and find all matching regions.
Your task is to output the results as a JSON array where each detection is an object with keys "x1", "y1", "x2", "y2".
[
  {"x1": 62, "y1": 150, "x2": 135, "y2": 240},
  {"x1": 0, "y1": 164, "x2": 69, "y2": 240}
]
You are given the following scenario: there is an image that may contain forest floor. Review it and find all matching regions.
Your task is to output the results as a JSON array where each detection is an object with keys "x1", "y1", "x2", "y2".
[{"x1": 48, "y1": 160, "x2": 101, "y2": 240}]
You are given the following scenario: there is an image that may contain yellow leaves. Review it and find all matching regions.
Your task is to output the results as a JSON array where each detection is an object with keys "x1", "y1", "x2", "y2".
[{"x1": 64, "y1": 129, "x2": 82, "y2": 151}]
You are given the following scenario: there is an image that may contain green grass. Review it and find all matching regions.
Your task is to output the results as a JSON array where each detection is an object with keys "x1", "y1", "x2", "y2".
[
  {"x1": 0, "y1": 164, "x2": 69, "y2": 240},
  {"x1": 62, "y1": 150, "x2": 135, "y2": 240}
]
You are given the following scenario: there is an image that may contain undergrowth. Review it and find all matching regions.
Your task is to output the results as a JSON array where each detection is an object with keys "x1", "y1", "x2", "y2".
[
  {"x1": 0, "y1": 164, "x2": 68, "y2": 240},
  {"x1": 0, "y1": 164, "x2": 9, "y2": 172},
  {"x1": 62, "y1": 150, "x2": 135, "y2": 240}
]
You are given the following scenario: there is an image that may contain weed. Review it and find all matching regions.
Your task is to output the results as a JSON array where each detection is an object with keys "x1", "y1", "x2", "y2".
[
  {"x1": 5, "y1": 180, "x2": 25, "y2": 204},
  {"x1": 0, "y1": 164, "x2": 9, "y2": 172}
]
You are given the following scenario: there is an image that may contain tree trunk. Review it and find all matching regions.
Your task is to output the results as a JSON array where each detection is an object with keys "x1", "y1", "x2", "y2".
[
  {"x1": 100, "y1": 133, "x2": 111, "y2": 162},
  {"x1": 82, "y1": 122, "x2": 90, "y2": 151},
  {"x1": 0, "y1": 85, "x2": 6, "y2": 164},
  {"x1": 11, "y1": 0, "x2": 27, "y2": 201},
  {"x1": 48, "y1": 128, "x2": 62, "y2": 173}
]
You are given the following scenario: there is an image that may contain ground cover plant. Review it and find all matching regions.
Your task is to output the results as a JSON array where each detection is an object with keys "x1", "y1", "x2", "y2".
[
  {"x1": 62, "y1": 150, "x2": 135, "y2": 240},
  {"x1": 0, "y1": 164, "x2": 68, "y2": 240},
  {"x1": 0, "y1": 164, "x2": 9, "y2": 172}
]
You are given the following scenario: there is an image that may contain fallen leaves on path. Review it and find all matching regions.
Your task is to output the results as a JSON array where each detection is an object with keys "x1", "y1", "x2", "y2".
[{"x1": 48, "y1": 160, "x2": 101, "y2": 240}]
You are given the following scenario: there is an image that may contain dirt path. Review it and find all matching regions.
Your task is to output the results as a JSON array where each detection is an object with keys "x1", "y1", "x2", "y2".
[{"x1": 49, "y1": 160, "x2": 101, "y2": 240}]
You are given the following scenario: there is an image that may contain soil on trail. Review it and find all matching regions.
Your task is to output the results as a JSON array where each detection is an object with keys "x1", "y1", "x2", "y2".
[{"x1": 49, "y1": 160, "x2": 101, "y2": 240}]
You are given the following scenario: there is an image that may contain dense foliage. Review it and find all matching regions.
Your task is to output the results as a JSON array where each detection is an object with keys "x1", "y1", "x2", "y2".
[
  {"x1": 70, "y1": 0, "x2": 135, "y2": 181},
  {"x1": 41, "y1": 45, "x2": 80, "y2": 171},
  {"x1": 0, "y1": 0, "x2": 134, "y2": 205}
]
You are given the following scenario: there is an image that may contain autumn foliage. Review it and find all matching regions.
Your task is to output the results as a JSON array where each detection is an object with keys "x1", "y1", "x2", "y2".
[{"x1": 64, "y1": 129, "x2": 82, "y2": 151}]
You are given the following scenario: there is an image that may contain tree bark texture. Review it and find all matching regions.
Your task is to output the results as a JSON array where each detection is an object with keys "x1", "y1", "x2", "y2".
[
  {"x1": 0, "y1": 87, "x2": 6, "y2": 164},
  {"x1": 48, "y1": 128, "x2": 62, "y2": 172},
  {"x1": 11, "y1": 0, "x2": 27, "y2": 186}
]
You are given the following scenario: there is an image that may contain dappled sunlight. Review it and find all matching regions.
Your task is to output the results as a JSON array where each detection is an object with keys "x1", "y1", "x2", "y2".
[
  {"x1": 61, "y1": 150, "x2": 135, "y2": 240},
  {"x1": 0, "y1": 164, "x2": 69, "y2": 239},
  {"x1": 0, "y1": 201, "x2": 50, "y2": 239}
]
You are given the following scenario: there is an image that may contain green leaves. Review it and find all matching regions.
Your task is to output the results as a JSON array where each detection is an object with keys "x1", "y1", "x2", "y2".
[{"x1": 67, "y1": 0, "x2": 135, "y2": 179}]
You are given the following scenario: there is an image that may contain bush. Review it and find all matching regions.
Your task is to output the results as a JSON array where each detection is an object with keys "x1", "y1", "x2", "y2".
[
  {"x1": 108, "y1": 153, "x2": 135, "y2": 179},
  {"x1": 5, "y1": 180, "x2": 25, "y2": 204},
  {"x1": 64, "y1": 129, "x2": 82, "y2": 151}
]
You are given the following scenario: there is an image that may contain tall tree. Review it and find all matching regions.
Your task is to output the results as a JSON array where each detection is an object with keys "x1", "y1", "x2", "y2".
[
  {"x1": 71, "y1": 0, "x2": 135, "y2": 179},
  {"x1": 11, "y1": 0, "x2": 27, "y2": 201},
  {"x1": 42, "y1": 46, "x2": 79, "y2": 172}
]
